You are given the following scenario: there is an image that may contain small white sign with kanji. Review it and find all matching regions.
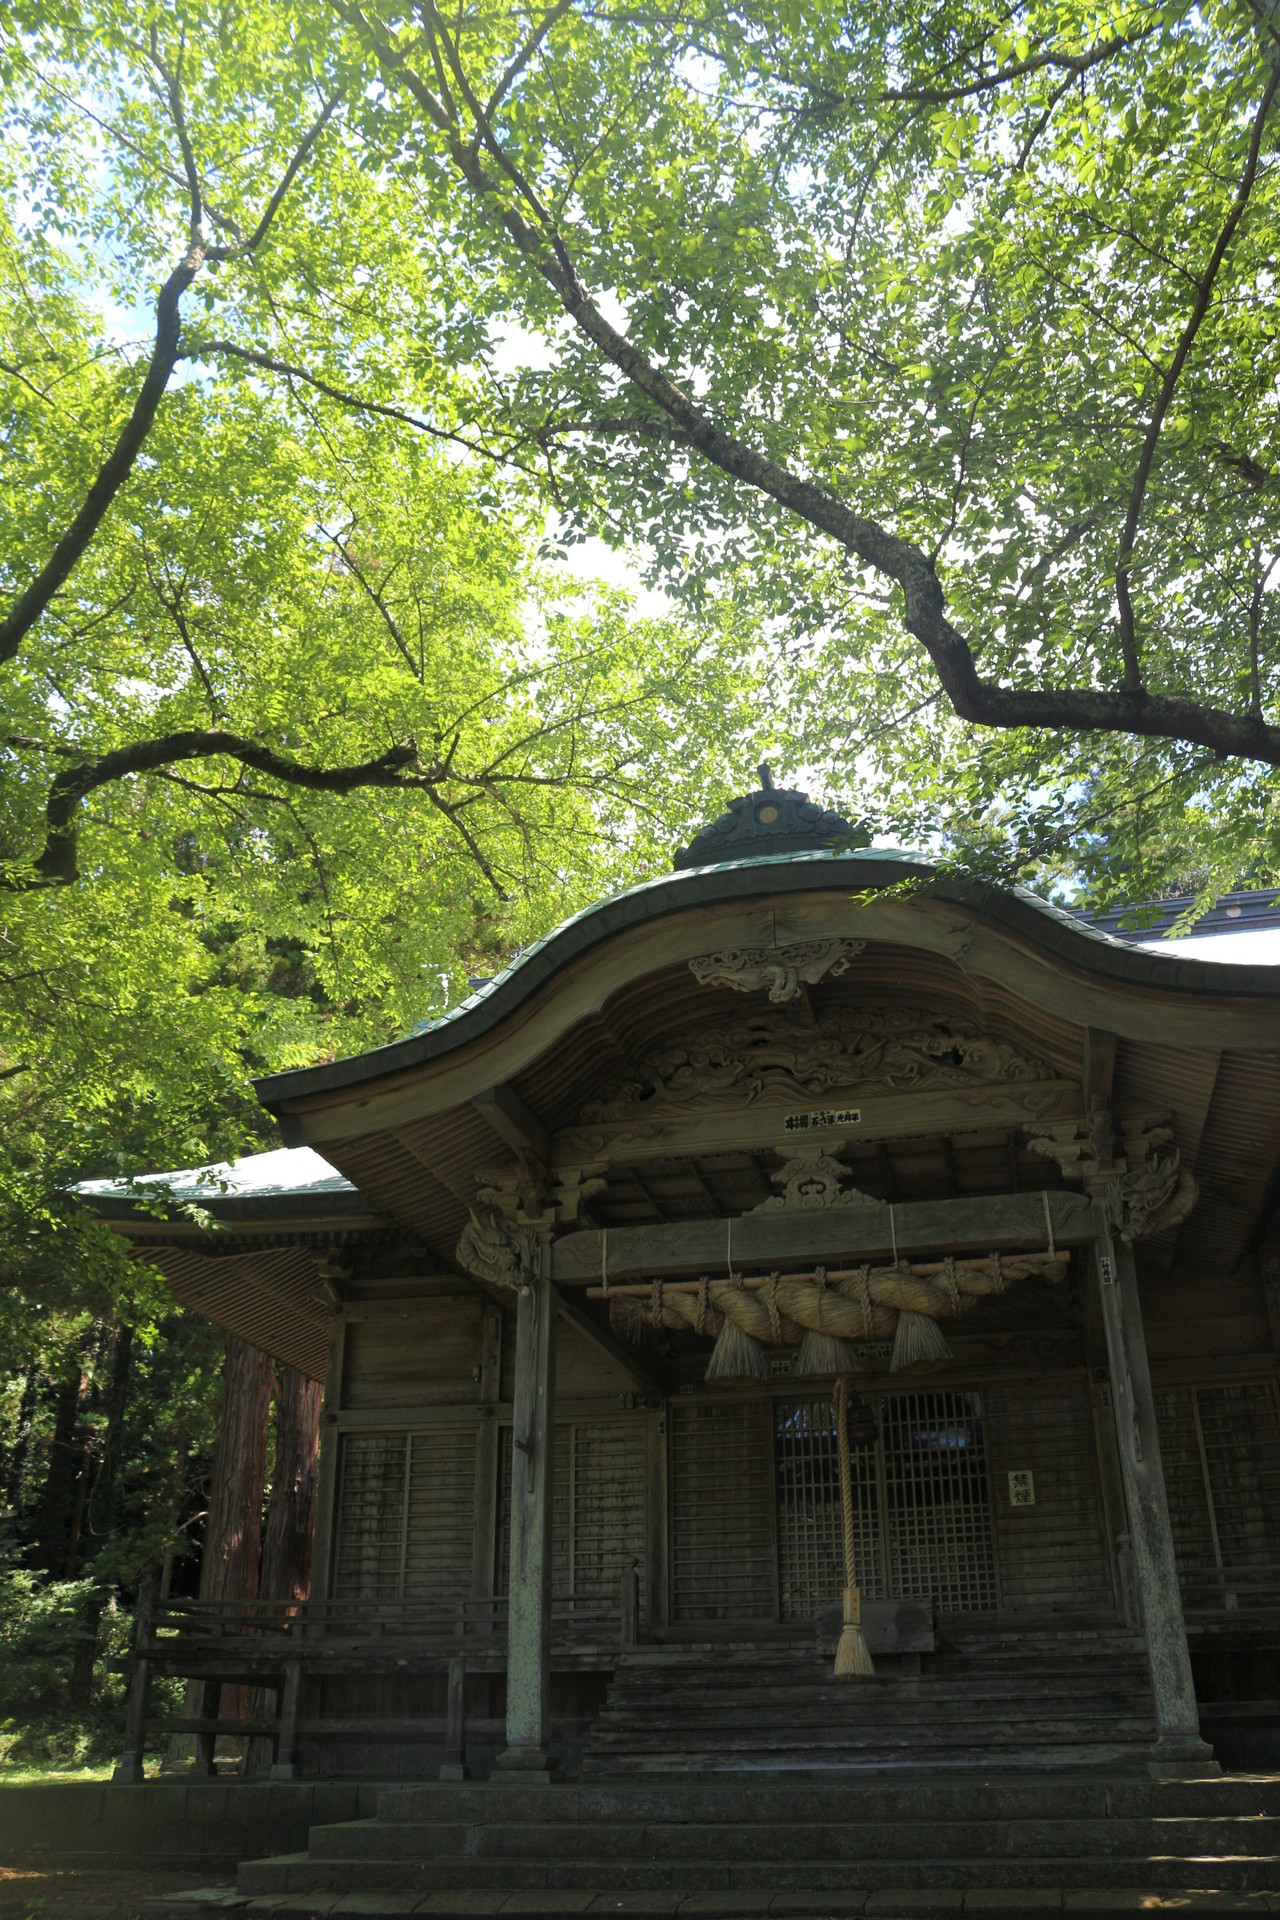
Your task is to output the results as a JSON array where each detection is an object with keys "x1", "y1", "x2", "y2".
[{"x1": 1008, "y1": 1469, "x2": 1036, "y2": 1507}]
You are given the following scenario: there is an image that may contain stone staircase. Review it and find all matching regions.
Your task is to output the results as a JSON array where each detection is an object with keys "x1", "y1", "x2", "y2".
[
  {"x1": 231, "y1": 1771, "x2": 1280, "y2": 1915},
  {"x1": 581, "y1": 1625, "x2": 1158, "y2": 1773}
]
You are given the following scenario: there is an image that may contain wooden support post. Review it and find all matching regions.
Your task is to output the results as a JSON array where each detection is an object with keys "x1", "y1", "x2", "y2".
[
  {"x1": 269, "y1": 1660, "x2": 303, "y2": 1780},
  {"x1": 193, "y1": 1678, "x2": 221, "y2": 1777},
  {"x1": 645, "y1": 1405, "x2": 669, "y2": 1634},
  {"x1": 112, "y1": 1656, "x2": 150, "y2": 1784},
  {"x1": 440, "y1": 1655, "x2": 469, "y2": 1780},
  {"x1": 494, "y1": 1245, "x2": 557, "y2": 1779},
  {"x1": 620, "y1": 1559, "x2": 640, "y2": 1649},
  {"x1": 471, "y1": 1306, "x2": 503, "y2": 1610},
  {"x1": 1091, "y1": 1204, "x2": 1217, "y2": 1774},
  {"x1": 309, "y1": 1311, "x2": 348, "y2": 1604},
  {"x1": 113, "y1": 1570, "x2": 157, "y2": 1784}
]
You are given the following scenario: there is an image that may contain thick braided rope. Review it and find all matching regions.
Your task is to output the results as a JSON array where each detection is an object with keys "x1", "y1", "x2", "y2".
[
  {"x1": 835, "y1": 1374, "x2": 857, "y2": 1591},
  {"x1": 764, "y1": 1271, "x2": 782, "y2": 1343}
]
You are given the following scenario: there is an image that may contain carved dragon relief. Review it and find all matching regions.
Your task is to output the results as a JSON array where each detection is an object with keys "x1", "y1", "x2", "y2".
[
  {"x1": 1026, "y1": 1110, "x2": 1199, "y2": 1242},
  {"x1": 688, "y1": 937, "x2": 866, "y2": 1005},
  {"x1": 456, "y1": 1205, "x2": 539, "y2": 1291},
  {"x1": 1110, "y1": 1115, "x2": 1199, "y2": 1241},
  {"x1": 580, "y1": 1006, "x2": 1058, "y2": 1125}
]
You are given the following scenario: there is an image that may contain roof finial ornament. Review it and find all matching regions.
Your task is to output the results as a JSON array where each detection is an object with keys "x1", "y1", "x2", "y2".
[{"x1": 673, "y1": 770, "x2": 868, "y2": 871}]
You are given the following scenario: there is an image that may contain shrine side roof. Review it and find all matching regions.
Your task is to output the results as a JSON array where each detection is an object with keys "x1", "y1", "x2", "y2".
[
  {"x1": 76, "y1": 1144, "x2": 373, "y2": 1223},
  {"x1": 254, "y1": 847, "x2": 1280, "y2": 1115}
]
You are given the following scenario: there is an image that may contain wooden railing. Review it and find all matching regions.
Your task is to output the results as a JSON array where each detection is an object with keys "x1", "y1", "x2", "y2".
[{"x1": 113, "y1": 1563, "x2": 642, "y2": 1785}]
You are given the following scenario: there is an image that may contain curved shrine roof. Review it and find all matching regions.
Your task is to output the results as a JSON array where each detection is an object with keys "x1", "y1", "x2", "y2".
[{"x1": 255, "y1": 843, "x2": 1280, "y2": 1119}]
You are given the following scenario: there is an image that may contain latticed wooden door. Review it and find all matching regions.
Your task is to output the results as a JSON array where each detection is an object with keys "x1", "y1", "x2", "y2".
[
  {"x1": 1155, "y1": 1380, "x2": 1280, "y2": 1606},
  {"x1": 670, "y1": 1399, "x2": 777, "y2": 1621},
  {"x1": 775, "y1": 1390, "x2": 998, "y2": 1619}
]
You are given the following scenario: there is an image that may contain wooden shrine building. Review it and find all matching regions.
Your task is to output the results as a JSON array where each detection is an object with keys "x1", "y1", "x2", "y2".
[{"x1": 91, "y1": 778, "x2": 1280, "y2": 1783}]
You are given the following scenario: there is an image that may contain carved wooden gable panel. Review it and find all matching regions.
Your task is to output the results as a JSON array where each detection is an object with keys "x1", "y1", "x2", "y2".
[{"x1": 581, "y1": 1006, "x2": 1059, "y2": 1125}]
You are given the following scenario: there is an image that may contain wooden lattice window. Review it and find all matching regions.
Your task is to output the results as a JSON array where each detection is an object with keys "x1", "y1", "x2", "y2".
[
  {"x1": 331, "y1": 1425, "x2": 477, "y2": 1603},
  {"x1": 497, "y1": 1417, "x2": 647, "y2": 1618},
  {"x1": 1156, "y1": 1380, "x2": 1280, "y2": 1604},
  {"x1": 670, "y1": 1399, "x2": 776, "y2": 1622}
]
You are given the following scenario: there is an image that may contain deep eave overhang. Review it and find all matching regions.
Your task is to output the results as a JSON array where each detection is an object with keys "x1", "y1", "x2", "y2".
[{"x1": 255, "y1": 848, "x2": 1280, "y2": 1118}]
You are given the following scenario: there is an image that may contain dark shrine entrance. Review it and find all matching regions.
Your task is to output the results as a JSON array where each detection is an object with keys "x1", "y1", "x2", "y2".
[{"x1": 670, "y1": 1388, "x2": 998, "y2": 1626}]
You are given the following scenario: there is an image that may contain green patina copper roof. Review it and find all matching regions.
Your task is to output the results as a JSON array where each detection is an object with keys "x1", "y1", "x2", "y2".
[{"x1": 254, "y1": 839, "x2": 1280, "y2": 1119}]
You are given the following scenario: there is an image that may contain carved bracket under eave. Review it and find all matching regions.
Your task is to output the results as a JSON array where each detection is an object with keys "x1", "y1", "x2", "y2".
[
  {"x1": 456, "y1": 1204, "x2": 540, "y2": 1291},
  {"x1": 1026, "y1": 1109, "x2": 1199, "y2": 1242},
  {"x1": 688, "y1": 938, "x2": 866, "y2": 1005},
  {"x1": 752, "y1": 1140, "x2": 886, "y2": 1213}
]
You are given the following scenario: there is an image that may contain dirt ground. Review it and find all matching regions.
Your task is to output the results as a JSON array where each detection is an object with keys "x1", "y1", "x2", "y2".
[{"x1": 0, "y1": 1865, "x2": 225, "y2": 1920}]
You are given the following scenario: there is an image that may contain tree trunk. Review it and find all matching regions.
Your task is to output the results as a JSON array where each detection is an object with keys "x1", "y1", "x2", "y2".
[
  {"x1": 68, "y1": 1323, "x2": 134, "y2": 1712},
  {"x1": 247, "y1": 1364, "x2": 322, "y2": 1774},
  {"x1": 199, "y1": 1336, "x2": 273, "y2": 1608},
  {"x1": 3, "y1": 1364, "x2": 41, "y2": 1517},
  {"x1": 34, "y1": 1338, "x2": 94, "y2": 1576},
  {"x1": 260, "y1": 1366, "x2": 321, "y2": 1604},
  {"x1": 164, "y1": 1335, "x2": 272, "y2": 1771}
]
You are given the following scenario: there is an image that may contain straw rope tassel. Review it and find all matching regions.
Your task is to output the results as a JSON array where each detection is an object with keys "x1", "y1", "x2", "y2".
[{"x1": 833, "y1": 1375, "x2": 874, "y2": 1679}]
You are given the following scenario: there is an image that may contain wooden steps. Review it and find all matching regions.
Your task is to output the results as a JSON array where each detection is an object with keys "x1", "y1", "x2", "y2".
[{"x1": 579, "y1": 1630, "x2": 1156, "y2": 1774}]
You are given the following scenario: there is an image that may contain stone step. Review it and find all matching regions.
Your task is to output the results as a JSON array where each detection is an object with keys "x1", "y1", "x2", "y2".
[
  {"x1": 614, "y1": 1658, "x2": 1148, "y2": 1679},
  {"x1": 579, "y1": 1728, "x2": 1151, "y2": 1758},
  {"x1": 239, "y1": 1894, "x2": 1280, "y2": 1920},
  {"x1": 580, "y1": 1741, "x2": 1156, "y2": 1774},
  {"x1": 306, "y1": 1813, "x2": 1280, "y2": 1865},
  {"x1": 604, "y1": 1673, "x2": 1149, "y2": 1691},
  {"x1": 238, "y1": 1850, "x2": 1280, "y2": 1897},
  {"x1": 372, "y1": 1776, "x2": 1279, "y2": 1823},
  {"x1": 381, "y1": 1776, "x2": 1280, "y2": 1819}
]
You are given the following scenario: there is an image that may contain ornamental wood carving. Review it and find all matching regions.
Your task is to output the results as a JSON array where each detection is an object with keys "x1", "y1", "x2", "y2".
[
  {"x1": 688, "y1": 937, "x2": 866, "y2": 1005},
  {"x1": 456, "y1": 1205, "x2": 538, "y2": 1291},
  {"x1": 752, "y1": 1141, "x2": 885, "y2": 1212},
  {"x1": 1027, "y1": 1109, "x2": 1199, "y2": 1241},
  {"x1": 1106, "y1": 1146, "x2": 1199, "y2": 1242},
  {"x1": 581, "y1": 1007, "x2": 1057, "y2": 1124}
]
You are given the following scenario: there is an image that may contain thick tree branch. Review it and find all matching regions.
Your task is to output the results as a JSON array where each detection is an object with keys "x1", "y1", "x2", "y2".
[
  {"x1": 0, "y1": 90, "x2": 340, "y2": 669},
  {"x1": 14, "y1": 731, "x2": 427, "y2": 888},
  {"x1": 1115, "y1": 62, "x2": 1280, "y2": 687},
  {"x1": 0, "y1": 249, "x2": 202, "y2": 667},
  {"x1": 877, "y1": 27, "x2": 1156, "y2": 106},
  {"x1": 334, "y1": 2, "x2": 1280, "y2": 765}
]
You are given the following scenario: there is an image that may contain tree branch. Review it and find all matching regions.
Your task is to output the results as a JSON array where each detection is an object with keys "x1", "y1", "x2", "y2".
[
  {"x1": 0, "y1": 82, "x2": 341, "y2": 669},
  {"x1": 1115, "y1": 61, "x2": 1280, "y2": 688},
  {"x1": 12, "y1": 731, "x2": 429, "y2": 888},
  {"x1": 336, "y1": 2, "x2": 1280, "y2": 766},
  {"x1": 877, "y1": 28, "x2": 1157, "y2": 107},
  {"x1": 0, "y1": 250, "x2": 202, "y2": 666},
  {"x1": 188, "y1": 337, "x2": 516, "y2": 462}
]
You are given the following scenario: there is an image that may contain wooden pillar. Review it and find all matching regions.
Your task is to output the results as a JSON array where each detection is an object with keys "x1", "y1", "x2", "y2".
[
  {"x1": 269, "y1": 1659, "x2": 303, "y2": 1780},
  {"x1": 1091, "y1": 1202, "x2": 1216, "y2": 1772},
  {"x1": 440, "y1": 1655, "x2": 469, "y2": 1781},
  {"x1": 309, "y1": 1310, "x2": 347, "y2": 1603},
  {"x1": 495, "y1": 1246, "x2": 557, "y2": 1777}
]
